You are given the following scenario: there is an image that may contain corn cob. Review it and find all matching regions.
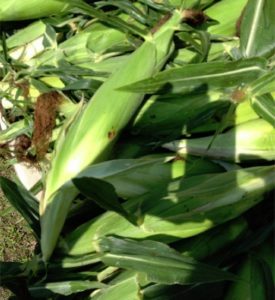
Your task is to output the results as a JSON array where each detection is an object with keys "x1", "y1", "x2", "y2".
[
  {"x1": 40, "y1": 10, "x2": 185, "y2": 261},
  {"x1": 163, "y1": 118, "x2": 275, "y2": 162},
  {"x1": 0, "y1": 0, "x2": 71, "y2": 21},
  {"x1": 59, "y1": 165, "x2": 274, "y2": 256}
]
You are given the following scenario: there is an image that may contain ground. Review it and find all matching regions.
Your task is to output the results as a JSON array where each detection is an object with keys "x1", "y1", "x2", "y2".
[{"x1": 0, "y1": 157, "x2": 36, "y2": 299}]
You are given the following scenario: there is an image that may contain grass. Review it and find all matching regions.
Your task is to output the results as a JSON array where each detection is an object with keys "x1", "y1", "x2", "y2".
[{"x1": 0, "y1": 156, "x2": 36, "y2": 299}]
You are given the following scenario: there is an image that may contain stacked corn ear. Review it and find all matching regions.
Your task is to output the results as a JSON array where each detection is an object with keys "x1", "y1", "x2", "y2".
[
  {"x1": 163, "y1": 118, "x2": 275, "y2": 162},
  {"x1": 57, "y1": 165, "x2": 274, "y2": 256},
  {"x1": 0, "y1": 0, "x2": 274, "y2": 299},
  {"x1": 0, "y1": 0, "x2": 72, "y2": 21},
  {"x1": 40, "y1": 9, "x2": 185, "y2": 261}
]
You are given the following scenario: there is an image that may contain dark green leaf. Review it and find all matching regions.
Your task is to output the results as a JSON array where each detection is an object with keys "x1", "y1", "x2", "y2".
[
  {"x1": 0, "y1": 177, "x2": 40, "y2": 238},
  {"x1": 222, "y1": 222, "x2": 275, "y2": 260},
  {"x1": 69, "y1": 0, "x2": 147, "y2": 38},
  {"x1": 240, "y1": 0, "x2": 275, "y2": 58},
  {"x1": 174, "y1": 217, "x2": 248, "y2": 261},
  {"x1": 62, "y1": 78, "x2": 103, "y2": 92},
  {"x1": 95, "y1": 237, "x2": 237, "y2": 285},
  {"x1": 72, "y1": 177, "x2": 135, "y2": 224},
  {"x1": 97, "y1": 0, "x2": 151, "y2": 26},
  {"x1": 119, "y1": 58, "x2": 267, "y2": 94},
  {"x1": 143, "y1": 282, "x2": 226, "y2": 300},
  {"x1": 0, "y1": 261, "x2": 28, "y2": 282},
  {"x1": 224, "y1": 254, "x2": 274, "y2": 300},
  {"x1": 177, "y1": 30, "x2": 210, "y2": 62}
]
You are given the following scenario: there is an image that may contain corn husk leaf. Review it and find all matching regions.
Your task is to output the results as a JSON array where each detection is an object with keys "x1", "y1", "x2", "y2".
[
  {"x1": 240, "y1": 0, "x2": 275, "y2": 58},
  {"x1": 250, "y1": 94, "x2": 275, "y2": 127},
  {"x1": 40, "y1": 10, "x2": 184, "y2": 261},
  {"x1": 131, "y1": 91, "x2": 229, "y2": 137},
  {"x1": 29, "y1": 281, "x2": 106, "y2": 298},
  {"x1": 175, "y1": 217, "x2": 248, "y2": 261},
  {"x1": 0, "y1": 0, "x2": 71, "y2": 21},
  {"x1": 77, "y1": 155, "x2": 223, "y2": 199},
  {"x1": 120, "y1": 58, "x2": 267, "y2": 94},
  {"x1": 1, "y1": 20, "x2": 46, "y2": 50},
  {"x1": 205, "y1": 0, "x2": 247, "y2": 36},
  {"x1": 32, "y1": 22, "x2": 133, "y2": 68},
  {"x1": 50, "y1": 253, "x2": 100, "y2": 269},
  {"x1": 68, "y1": 0, "x2": 147, "y2": 38},
  {"x1": 94, "y1": 237, "x2": 237, "y2": 285},
  {"x1": 225, "y1": 254, "x2": 274, "y2": 300},
  {"x1": 61, "y1": 166, "x2": 274, "y2": 256},
  {"x1": 0, "y1": 120, "x2": 30, "y2": 144},
  {"x1": 249, "y1": 69, "x2": 275, "y2": 97},
  {"x1": 142, "y1": 281, "x2": 225, "y2": 300},
  {"x1": 72, "y1": 177, "x2": 135, "y2": 224},
  {"x1": 89, "y1": 275, "x2": 141, "y2": 300},
  {"x1": 163, "y1": 118, "x2": 275, "y2": 162}
]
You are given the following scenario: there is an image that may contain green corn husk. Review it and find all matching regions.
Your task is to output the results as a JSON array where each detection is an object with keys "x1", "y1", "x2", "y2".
[
  {"x1": 225, "y1": 244, "x2": 275, "y2": 300},
  {"x1": 88, "y1": 275, "x2": 140, "y2": 300},
  {"x1": 131, "y1": 91, "x2": 259, "y2": 137},
  {"x1": 32, "y1": 21, "x2": 133, "y2": 69},
  {"x1": 59, "y1": 166, "x2": 274, "y2": 256},
  {"x1": 205, "y1": 0, "x2": 247, "y2": 37},
  {"x1": 174, "y1": 217, "x2": 248, "y2": 261},
  {"x1": 191, "y1": 100, "x2": 260, "y2": 135},
  {"x1": 131, "y1": 90, "x2": 228, "y2": 137},
  {"x1": 40, "y1": 10, "x2": 185, "y2": 261},
  {"x1": 163, "y1": 118, "x2": 275, "y2": 162},
  {"x1": 76, "y1": 154, "x2": 223, "y2": 199},
  {"x1": 0, "y1": 120, "x2": 30, "y2": 144},
  {"x1": 0, "y1": 0, "x2": 71, "y2": 21}
]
